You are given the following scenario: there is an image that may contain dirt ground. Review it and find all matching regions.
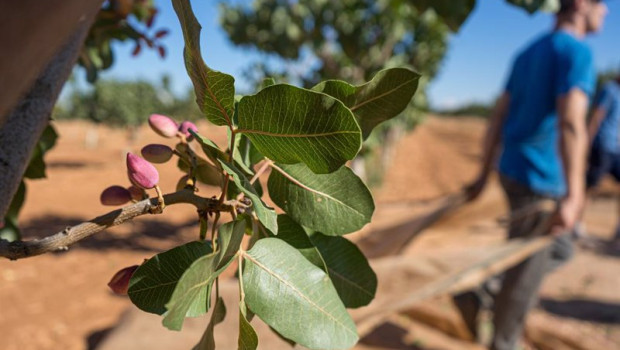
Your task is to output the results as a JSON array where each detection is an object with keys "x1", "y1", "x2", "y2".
[{"x1": 1, "y1": 116, "x2": 618, "y2": 350}]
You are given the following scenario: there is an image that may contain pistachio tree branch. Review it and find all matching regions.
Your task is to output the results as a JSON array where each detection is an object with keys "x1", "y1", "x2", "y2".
[{"x1": 0, "y1": 190, "x2": 233, "y2": 261}]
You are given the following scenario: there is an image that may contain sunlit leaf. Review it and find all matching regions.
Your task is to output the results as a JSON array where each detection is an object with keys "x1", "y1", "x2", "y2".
[
  {"x1": 238, "y1": 84, "x2": 361, "y2": 174},
  {"x1": 172, "y1": 0, "x2": 235, "y2": 127},
  {"x1": 313, "y1": 68, "x2": 420, "y2": 139}
]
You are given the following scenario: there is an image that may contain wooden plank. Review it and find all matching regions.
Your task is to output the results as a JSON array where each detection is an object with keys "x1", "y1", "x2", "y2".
[{"x1": 355, "y1": 233, "x2": 555, "y2": 337}]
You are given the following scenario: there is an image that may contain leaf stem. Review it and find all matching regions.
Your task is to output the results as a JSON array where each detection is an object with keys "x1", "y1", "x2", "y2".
[
  {"x1": 249, "y1": 159, "x2": 273, "y2": 185},
  {"x1": 238, "y1": 251, "x2": 245, "y2": 303}
]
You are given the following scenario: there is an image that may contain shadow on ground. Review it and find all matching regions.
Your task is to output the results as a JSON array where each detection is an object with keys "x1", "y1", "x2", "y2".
[
  {"x1": 540, "y1": 298, "x2": 620, "y2": 324},
  {"x1": 360, "y1": 322, "x2": 423, "y2": 349}
]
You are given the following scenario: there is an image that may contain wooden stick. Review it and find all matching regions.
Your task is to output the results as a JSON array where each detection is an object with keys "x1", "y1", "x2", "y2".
[{"x1": 356, "y1": 209, "x2": 556, "y2": 337}]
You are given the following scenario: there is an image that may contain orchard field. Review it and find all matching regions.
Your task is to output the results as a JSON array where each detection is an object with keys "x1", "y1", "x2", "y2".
[{"x1": 1, "y1": 116, "x2": 618, "y2": 350}]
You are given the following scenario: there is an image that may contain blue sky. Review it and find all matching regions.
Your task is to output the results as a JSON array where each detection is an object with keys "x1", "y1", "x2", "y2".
[{"x1": 91, "y1": 0, "x2": 620, "y2": 109}]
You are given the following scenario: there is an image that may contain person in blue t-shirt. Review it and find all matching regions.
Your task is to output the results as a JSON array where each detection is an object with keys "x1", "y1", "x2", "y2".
[
  {"x1": 586, "y1": 75, "x2": 620, "y2": 240},
  {"x1": 456, "y1": 1, "x2": 608, "y2": 349}
]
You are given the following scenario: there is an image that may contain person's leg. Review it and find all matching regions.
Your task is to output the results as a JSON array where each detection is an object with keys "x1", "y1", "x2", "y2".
[
  {"x1": 577, "y1": 145, "x2": 609, "y2": 239},
  {"x1": 490, "y1": 176, "x2": 555, "y2": 350},
  {"x1": 609, "y1": 153, "x2": 620, "y2": 241}
]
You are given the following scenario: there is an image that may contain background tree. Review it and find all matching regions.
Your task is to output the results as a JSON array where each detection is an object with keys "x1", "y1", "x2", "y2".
[{"x1": 218, "y1": 0, "x2": 559, "y2": 183}]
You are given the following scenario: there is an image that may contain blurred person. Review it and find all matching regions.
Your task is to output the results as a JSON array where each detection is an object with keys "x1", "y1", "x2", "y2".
[
  {"x1": 584, "y1": 72, "x2": 620, "y2": 243},
  {"x1": 456, "y1": 0, "x2": 608, "y2": 349}
]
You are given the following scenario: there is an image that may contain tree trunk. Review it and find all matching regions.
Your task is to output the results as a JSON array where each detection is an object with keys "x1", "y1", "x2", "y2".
[{"x1": 0, "y1": 18, "x2": 94, "y2": 220}]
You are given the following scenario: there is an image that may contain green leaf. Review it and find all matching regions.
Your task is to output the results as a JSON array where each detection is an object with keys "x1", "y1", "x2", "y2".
[
  {"x1": 313, "y1": 68, "x2": 420, "y2": 139},
  {"x1": 215, "y1": 219, "x2": 246, "y2": 270},
  {"x1": 218, "y1": 160, "x2": 278, "y2": 234},
  {"x1": 242, "y1": 238, "x2": 358, "y2": 349},
  {"x1": 505, "y1": 0, "x2": 560, "y2": 13},
  {"x1": 268, "y1": 163, "x2": 374, "y2": 235},
  {"x1": 409, "y1": 0, "x2": 476, "y2": 31},
  {"x1": 233, "y1": 134, "x2": 265, "y2": 175},
  {"x1": 193, "y1": 297, "x2": 227, "y2": 350},
  {"x1": 191, "y1": 130, "x2": 228, "y2": 167},
  {"x1": 172, "y1": 0, "x2": 235, "y2": 127},
  {"x1": 24, "y1": 125, "x2": 57, "y2": 179},
  {"x1": 177, "y1": 157, "x2": 222, "y2": 187},
  {"x1": 275, "y1": 215, "x2": 326, "y2": 270},
  {"x1": 23, "y1": 147, "x2": 46, "y2": 179},
  {"x1": 162, "y1": 251, "x2": 218, "y2": 330},
  {"x1": 4, "y1": 180, "x2": 26, "y2": 222},
  {"x1": 0, "y1": 181, "x2": 25, "y2": 242},
  {"x1": 238, "y1": 301, "x2": 258, "y2": 350},
  {"x1": 310, "y1": 233, "x2": 377, "y2": 308},
  {"x1": 261, "y1": 77, "x2": 276, "y2": 89},
  {"x1": 128, "y1": 241, "x2": 213, "y2": 315},
  {"x1": 237, "y1": 84, "x2": 362, "y2": 174}
]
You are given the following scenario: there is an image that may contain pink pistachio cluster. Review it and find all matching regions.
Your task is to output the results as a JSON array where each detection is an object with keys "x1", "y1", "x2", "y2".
[
  {"x1": 100, "y1": 114, "x2": 198, "y2": 207},
  {"x1": 148, "y1": 114, "x2": 198, "y2": 140}
]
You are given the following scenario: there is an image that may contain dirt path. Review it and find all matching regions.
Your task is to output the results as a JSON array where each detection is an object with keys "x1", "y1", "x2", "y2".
[{"x1": 1, "y1": 117, "x2": 618, "y2": 350}]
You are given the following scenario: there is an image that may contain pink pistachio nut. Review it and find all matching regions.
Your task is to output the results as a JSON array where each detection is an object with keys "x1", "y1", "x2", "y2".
[
  {"x1": 141, "y1": 144, "x2": 173, "y2": 164},
  {"x1": 148, "y1": 114, "x2": 178, "y2": 138},
  {"x1": 107, "y1": 265, "x2": 139, "y2": 296},
  {"x1": 127, "y1": 185, "x2": 146, "y2": 201},
  {"x1": 100, "y1": 185, "x2": 132, "y2": 206},
  {"x1": 178, "y1": 121, "x2": 198, "y2": 139},
  {"x1": 126, "y1": 153, "x2": 160, "y2": 190}
]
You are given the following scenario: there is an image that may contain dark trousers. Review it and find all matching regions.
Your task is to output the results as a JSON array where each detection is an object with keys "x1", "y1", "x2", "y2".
[{"x1": 490, "y1": 175, "x2": 573, "y2": 350}]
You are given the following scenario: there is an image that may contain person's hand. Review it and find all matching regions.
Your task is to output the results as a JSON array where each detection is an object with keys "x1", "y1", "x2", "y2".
[
  {"x1": 464, "y1": 175, "x2": 487, "y2": 202},
  {"x1": 549, "y1": 195, "x2": 584, "y2": 236}
]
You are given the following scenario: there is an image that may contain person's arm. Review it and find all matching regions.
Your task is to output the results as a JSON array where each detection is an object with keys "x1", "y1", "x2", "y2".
[
  {"x1": 466, "y1": 92, "x2": 510, "y2": 201},
  {"x1": 554, "y1": 88, "x2": 589, "y2": 233}
]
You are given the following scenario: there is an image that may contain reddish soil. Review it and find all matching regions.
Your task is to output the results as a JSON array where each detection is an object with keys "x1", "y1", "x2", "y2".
[{"x1": 1, "y1": 117, "x2": 618, "y2": 350}]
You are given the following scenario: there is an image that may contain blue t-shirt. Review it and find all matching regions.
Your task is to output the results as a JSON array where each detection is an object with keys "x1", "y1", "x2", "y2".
[
  {"x1": 592, "y1": 81, "x2": 620, "y2": 153},
  {"x1": 498, "y1": 31, "x2": 595, "y2": 198}
]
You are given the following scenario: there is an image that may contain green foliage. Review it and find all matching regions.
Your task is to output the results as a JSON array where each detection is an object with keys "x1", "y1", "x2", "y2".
[
  {"x1": 309, "y1": 233, "x2": 377, "y2": 308},
  {"x1": 56, "y1": 78, "x2": 205, "y2": 127},
  {"x1": 505, "y1": 0, "x2": 560, "y2": 13},
  {"x1": 0, "y1": 181, "x2": 26, "y2": 242},
  {"x1": 238, "y1": 84, "x2": 362, "y2": 173},
  {"x1": 1, "y1": 124, "x2": 58, "y2": 241},
  {"x1": 273, "y1": 215, "x2": 326, "y2": 270},
  {"x1": 128, "y1": 241, "x2": 213, "y2": 315},
  {"x1": 79, "y1": 0, "x2": 169, "y2": 83},
  {"x1": 268, "y1": 163, "x2": 375, "y2": 235},
  {"x1": 117, "y1": 2, "x2": 429, "y2": 347},
  {"x1": 193, "y1": 297, "x2": 226, "y2": 350},
  {"x1": 434, "y1": 101, "x2": 494, "y2": 118},
  {"x1": 117, "y1": 0, "x2": 572, "y2": 347},
  {"x1": 312, "y1": 67, "x2": 421, "y2": 139},
  {"x1": 217, "y1": 160, "x2": 278, "y2": 234},
  {"x1": 237, "y1": 301, "x2": 258, "y2": 350},
  {"x1": 409, "y1": 0, "x2": 476, "y2": 31},
  {"x1": 57, "y1": 79, "x2": 165, "y2": 127},
  {"x1": 242, "y1": 238, "x2": 358, "y2": 350},
  {"x1": 173, "y1": 0, "x2": 236, "y2": 127}
]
